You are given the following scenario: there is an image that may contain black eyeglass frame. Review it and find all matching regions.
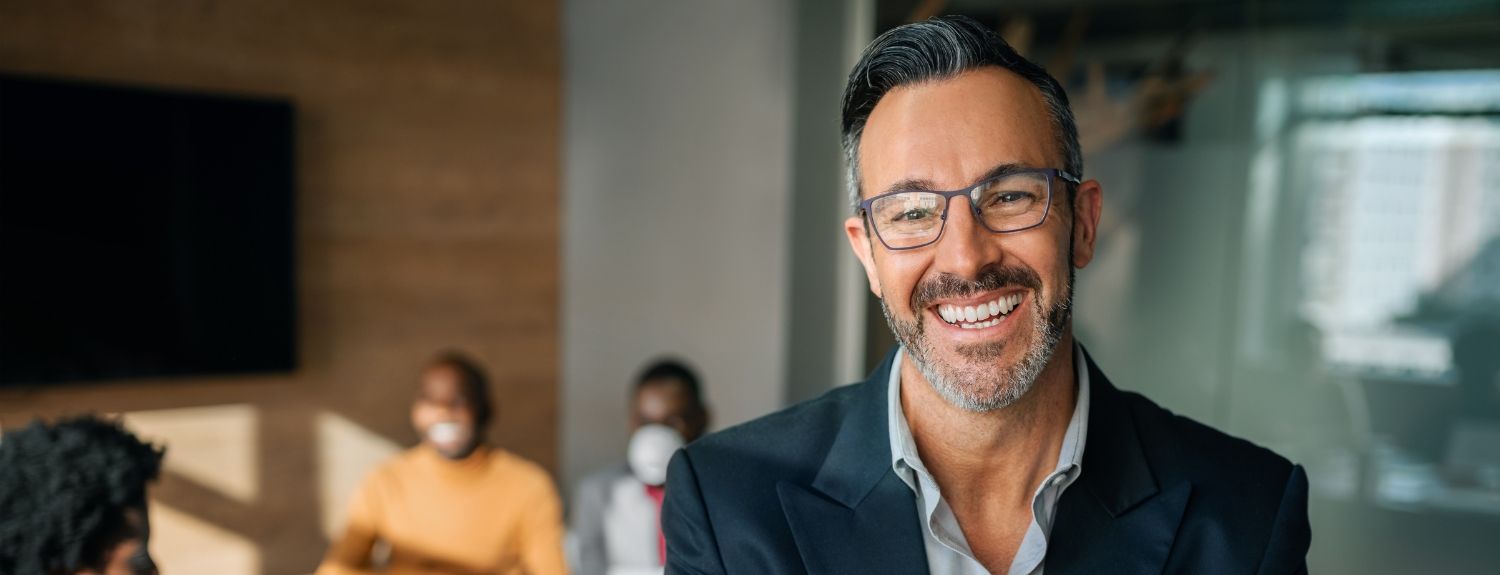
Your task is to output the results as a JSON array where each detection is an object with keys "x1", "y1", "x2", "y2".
[{"x1": 857, "y1": 167, "x2": 1081, "y2": 251}]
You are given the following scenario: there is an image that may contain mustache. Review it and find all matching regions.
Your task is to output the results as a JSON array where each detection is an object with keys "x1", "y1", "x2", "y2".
[{"x1": 911, "y1": 265, "x2": 1042, "y2": 311}]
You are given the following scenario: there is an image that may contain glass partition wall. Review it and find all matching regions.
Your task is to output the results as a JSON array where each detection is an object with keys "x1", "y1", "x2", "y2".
[{"x1": 866, "y1": 1, "x2": 1500, "y2": 571}]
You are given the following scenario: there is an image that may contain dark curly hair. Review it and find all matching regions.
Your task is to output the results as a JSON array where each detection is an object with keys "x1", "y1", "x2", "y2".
[{"x1": 0, "y1": 415, "x2": 165, "y2": 575}]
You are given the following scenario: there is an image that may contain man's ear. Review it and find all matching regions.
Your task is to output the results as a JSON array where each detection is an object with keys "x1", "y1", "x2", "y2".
[
  {"x1": 845, "y1": 215, "x2": 883, "y2": 297},
  {"x1": 1070, "y1": 180, "x2": 1104, "y2": 269}
]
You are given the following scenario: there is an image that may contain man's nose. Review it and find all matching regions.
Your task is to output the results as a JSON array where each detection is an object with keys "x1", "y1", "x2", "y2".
[{"x1": 934, "y1": 196, "x2": 1001, "y2": 279}]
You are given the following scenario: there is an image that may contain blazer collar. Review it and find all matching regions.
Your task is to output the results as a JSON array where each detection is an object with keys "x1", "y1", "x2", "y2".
[
  {"x1": 1045, "y1": 347, "x2": 1191, "y2": 575},
  {"x1": 782, "y1": 346, "x2": 1187, "y2": 575},
  {"x1": 806, "y1": 345, "x2": 1161, "y2": 513},
  {"x1": 808, "y1": 347, "x2": 900, "y2": 508},
  {"x1": 777, "y1": 349, "x2": 929, "y2": 574},
  {"x1": 1075, "y1": 347, "x2": 1161, "y2": 515}
]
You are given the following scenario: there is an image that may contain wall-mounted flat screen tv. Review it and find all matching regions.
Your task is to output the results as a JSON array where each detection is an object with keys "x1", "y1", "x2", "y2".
[{"x1": 0, "y1": 73, "x2": 295, "y2": 385}]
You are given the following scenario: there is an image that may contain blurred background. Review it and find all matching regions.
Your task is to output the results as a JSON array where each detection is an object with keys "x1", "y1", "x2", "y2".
[{"x1": 3, "y1": 0, "x2": 1499, "y2": 573}]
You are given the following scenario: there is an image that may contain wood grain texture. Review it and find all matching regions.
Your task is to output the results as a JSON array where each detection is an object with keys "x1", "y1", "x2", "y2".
[{"x1": 0, "y1": 1, "x2": 560, "y2": 572}]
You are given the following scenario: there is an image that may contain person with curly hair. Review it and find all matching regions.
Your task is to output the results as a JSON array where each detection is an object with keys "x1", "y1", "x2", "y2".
[{"x1": 0, "y1": 415, "x2": 166, "y2": 575}]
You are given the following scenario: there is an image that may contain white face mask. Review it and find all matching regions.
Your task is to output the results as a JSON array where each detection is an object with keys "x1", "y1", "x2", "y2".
[
  {"x1": 628, "y1": 424, "x2": 685, "y2": 486},
  {"x1": 426, "y1": 421, "x2": 472, "y2": 451}
]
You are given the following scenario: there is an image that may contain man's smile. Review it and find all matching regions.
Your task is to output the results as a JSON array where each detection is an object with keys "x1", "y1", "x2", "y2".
[{"x1": 927, "y1": 290, "x2": 1028, "y2": 335}]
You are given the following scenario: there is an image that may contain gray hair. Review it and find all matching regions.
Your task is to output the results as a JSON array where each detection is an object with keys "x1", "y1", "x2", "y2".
[{"x1": 840, "y1": 15, "x2": 1083, "y2": 210}]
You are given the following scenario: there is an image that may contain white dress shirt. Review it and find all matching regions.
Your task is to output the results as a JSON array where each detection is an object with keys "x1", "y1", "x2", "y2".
[{"x1": 886, "y1": 343, "x2": 1091, "y2": 575}]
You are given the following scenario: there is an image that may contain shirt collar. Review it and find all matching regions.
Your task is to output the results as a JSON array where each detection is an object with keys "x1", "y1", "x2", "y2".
[{"x1": 887, "y1": 342, "x2": 1091, "y2": 488}]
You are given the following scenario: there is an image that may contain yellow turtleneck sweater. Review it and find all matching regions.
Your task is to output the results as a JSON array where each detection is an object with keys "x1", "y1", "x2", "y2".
[{"x1": 316, "y1": 445, "x2": 568, "y2": 575}]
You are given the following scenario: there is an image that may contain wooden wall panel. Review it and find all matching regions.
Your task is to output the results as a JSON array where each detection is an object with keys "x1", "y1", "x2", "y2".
[{"x1": 0, "y1": 1, "x2": 560, "y2": 572}]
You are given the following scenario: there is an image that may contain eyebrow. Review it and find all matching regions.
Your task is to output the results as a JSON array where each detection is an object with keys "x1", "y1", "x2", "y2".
[{"x1": 877, "y1": 162, "x2": 1036, "y2": 196}]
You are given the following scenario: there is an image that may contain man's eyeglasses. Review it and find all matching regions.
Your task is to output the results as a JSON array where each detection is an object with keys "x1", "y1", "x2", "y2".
[{"x1": 857, "y1": 167, "x2": 1079, "y2": 251}]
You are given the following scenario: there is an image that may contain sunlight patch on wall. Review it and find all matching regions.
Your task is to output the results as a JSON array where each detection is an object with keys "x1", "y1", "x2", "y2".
[
  {"x1": 125, "y1": 403, "x2": 258, "y2": 503},
  {"x1": 317, "y1": 410, "x2": 402, "y2": 539},
  {"x1": 150, "y1": 501, "x2": 259, "y2": 575}
]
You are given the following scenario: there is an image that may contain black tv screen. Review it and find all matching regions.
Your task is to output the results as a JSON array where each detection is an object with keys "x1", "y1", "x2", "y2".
[{"x1": 0, "y1": 74, "x2": 295, "y2": 385}]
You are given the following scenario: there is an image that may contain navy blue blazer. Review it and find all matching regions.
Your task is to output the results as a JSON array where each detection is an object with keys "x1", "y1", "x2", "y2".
[{"x1": 662, "y1": 348, "x2": 1310, "y2": 574}]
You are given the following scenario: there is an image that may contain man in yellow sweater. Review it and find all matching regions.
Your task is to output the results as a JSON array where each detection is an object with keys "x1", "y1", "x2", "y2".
[{"x1": 317, "y1": 353, "x2": 568, "y2": 575}]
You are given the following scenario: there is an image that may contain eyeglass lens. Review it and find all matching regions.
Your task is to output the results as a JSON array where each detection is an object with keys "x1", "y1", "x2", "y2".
[{"x1": 868, "y1": 171, "x2": 1051, "y2": 249}]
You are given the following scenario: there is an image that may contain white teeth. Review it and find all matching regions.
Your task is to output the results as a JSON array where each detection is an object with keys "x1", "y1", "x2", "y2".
[
  {"x1": 938, "y1": 294, "x2": 1027, "y2": 326},
  {"x1": 956, "y1": 317, "x2": 1001, "y2": 329}
]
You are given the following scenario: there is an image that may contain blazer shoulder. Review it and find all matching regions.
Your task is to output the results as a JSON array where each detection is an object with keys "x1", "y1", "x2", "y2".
[
  {"x1": 1120, "y1": 388, "x2": 1296, "y2": 501},
  {"x1": 1108, "y1": 388, "x2": 1310, "y2": 570}
]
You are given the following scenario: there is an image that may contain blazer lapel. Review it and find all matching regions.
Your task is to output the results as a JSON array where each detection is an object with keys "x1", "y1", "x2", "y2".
[
  {"x1": 777, "y1": 350, "x2": 929, "y2": 575},
  {"x1": 1045, "y1": 350, "x2": 1191, "y2": 575},
  {"x1": 777, "y1": 472, "x2": 928, "y2": 575}
]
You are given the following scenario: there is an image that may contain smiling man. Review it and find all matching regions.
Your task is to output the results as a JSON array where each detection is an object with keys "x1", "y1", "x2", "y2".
[{"x1": 662, "y1": 16, "x2": 1309, "y2": 575}]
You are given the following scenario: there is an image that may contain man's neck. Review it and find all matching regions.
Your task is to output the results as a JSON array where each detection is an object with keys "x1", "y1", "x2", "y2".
[{"x1": 900, "y1": 332, "x2": 1079, "y2": 509}]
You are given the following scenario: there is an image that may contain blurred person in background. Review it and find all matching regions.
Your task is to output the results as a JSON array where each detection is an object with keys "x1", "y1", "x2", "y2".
[
  {"x1": 663, "y1": 16, "x2": 1309, "y2": 574},
  {"x1": 0, "y1": 415, "x2": 166, "y2": 575},
  {"x1": 317, "y1": 352, "x2": 567, "y2": 575},
  {"x1": 571, "y1": 359, "x2": 709, "y2": 575}
]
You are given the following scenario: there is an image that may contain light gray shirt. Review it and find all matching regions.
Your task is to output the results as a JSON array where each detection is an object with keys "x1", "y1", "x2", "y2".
[
  {"x1": 570, "y1": 465, "x2": 665, "y2": 575},
  {"x1": 887, "y1": 344, "x2": 1090, "y2": 575}
]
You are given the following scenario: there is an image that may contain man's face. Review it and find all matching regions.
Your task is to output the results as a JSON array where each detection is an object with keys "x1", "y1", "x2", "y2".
[
  {"x1": 411, "y1": 364, "x2": 480, "y2": 459},
  {"x1": 631, "y1": 379, "x2": 706, "y2": 443},
  {"x1": 844, "y1": 67, "x2": 1102, "y2": 411}
]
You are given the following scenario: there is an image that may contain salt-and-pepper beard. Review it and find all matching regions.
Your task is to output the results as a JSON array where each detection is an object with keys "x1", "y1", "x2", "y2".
[{"x1": 881, "y1": 262, "x2": 1073, "y2": 412}]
